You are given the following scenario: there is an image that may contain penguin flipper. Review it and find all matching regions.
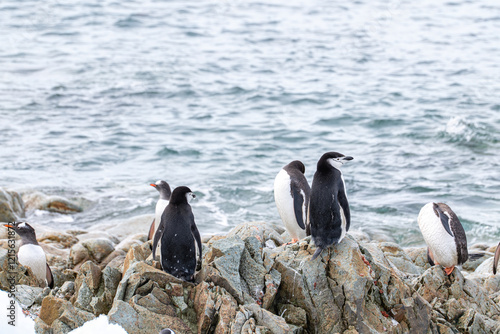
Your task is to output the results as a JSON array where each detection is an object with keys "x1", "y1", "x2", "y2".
[
  {"x1": 494, "y1": 242, "x2": 500, "y2": 275},
  {"x1": 427, "y1": 248, "x2": 435, "y2": 266},
  {"x1": 46, "y1": 263, "x2": 54, "y2": 289},
  {"x1": 147, "y1": 219, "x2": 155, "y2": 241},
  {"x1": 191, "y1": 222, "x2": 202, "y2": 270},
  {"x1": 432, "y1": 203, "x2": 454, "y2": 237},
  {"x1": 337, "y1": 188, "x2": 351, "y2": 232},
  {"x1": 291, "y1": 183, "x2": 306, "y2": 230},
  {"x1": 152, "y1": 222, "x2": 164, "y2": 260}
]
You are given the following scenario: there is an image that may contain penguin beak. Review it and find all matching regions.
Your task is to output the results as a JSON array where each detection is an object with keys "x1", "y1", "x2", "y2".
[
  {"x1": 150, "y1": 183, "x2": 157, "y2": 188},
  {"x1": 3, "y1": 224, "x2": 14, "y2": 229},
  {"x1": 342, "y1": 156, "x2": 353, "y2": 161}
]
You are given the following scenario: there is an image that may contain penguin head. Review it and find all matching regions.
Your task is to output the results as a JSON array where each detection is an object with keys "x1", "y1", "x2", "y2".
[
  {"x1": 169, "y1": 186, "x2": 196, "y2": 205},
  {"x1": 159, "y1": 329, "x2": 176, "y2": 334},
  {"x1": 3, "y1": 222, "x2": 38, "y2": 243},
  {"x1": 319, "y1": 152, "x2": 353, "y2": 171},
  {"x1": 150, "y1": 180, "x2": 172, "y2": 200},
  {"x1": 286, "y1": 160, "x2": 306, "y2": 174}
]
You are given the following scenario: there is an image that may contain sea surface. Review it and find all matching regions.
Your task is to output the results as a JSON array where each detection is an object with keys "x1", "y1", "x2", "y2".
[{"x1": 1, "y1": 0, "x2": 499, "y2": 246}]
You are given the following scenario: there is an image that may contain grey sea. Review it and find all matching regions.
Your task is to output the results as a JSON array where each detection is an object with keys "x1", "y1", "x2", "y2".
[{"x1": 0, "y1": 0, "x2": 499, "y2": 246}]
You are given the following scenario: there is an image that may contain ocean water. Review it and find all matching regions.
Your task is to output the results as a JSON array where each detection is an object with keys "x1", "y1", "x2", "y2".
[{"x1": 1, "y1": 0, "x2": 499, "y2": 246}]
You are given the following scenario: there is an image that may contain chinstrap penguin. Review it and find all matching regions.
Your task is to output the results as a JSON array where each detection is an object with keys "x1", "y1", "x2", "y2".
[
  {"x1": 418, "y1": 202, "x2": 468, "y2": 275},
  {"x1": 309, "y1": 152, "x2": 353, "y2": 260},
  {"x1": 152, "y1": 186, "x2": 202, "y2": 282},
  {"x1": 274, "y1": 160, "x2": 311, "y2": 243},
  {"x1": 148, "y1": 180, "x2": 172, "y2": 241},
  {"x1": 4, "y1": 222, "x2": 54, "y2": 288}
]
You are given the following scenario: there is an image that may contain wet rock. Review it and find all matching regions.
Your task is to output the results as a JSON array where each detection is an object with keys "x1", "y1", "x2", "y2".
[
  {"x1": 70, "y1": 238, "x2": 115, "y2": 269},
  {"x1": 245, "y1": 303, "x2": 292, "y2": 334},
  {"x1": 59, "y1": 281, "x2": 75, "y2": 300},
  {"x1": 123, "y1": 240, "x2": 152, "y2": 274},
  {"x1": 378, "y1": 242, "x2": 423, "y2": 275},
  {"x1": 204, "y1": 235, "x2": 247, "y2": 303},
  {"x1": 75, "y1": 231, "x2": 120, "y2": 244},
  {"x1": 405, "y1": 247, "x2": 431, "y2": 270},
  {"x1": 90, "y1": 266, "x2": 122, "y2": 315},
  {"x1": 108, "y1": 299, "x2": 192, "y2": 334},
  {"x1": 115, "y1": 233, "x2": 146, "y2": 253},
  {"x1": 348, "y1": 230, "x2": 370, "y2": 243},
  {"x1": 23, "y1": 191, "x2": 83, "y2": 214},
  {"x1": 99, "y1": 249, "x2": 126, "y2": 271},
  {"x1": 35, "y1": 295, "x2": 95, "y2": 333},
  {"x1": 227, "y1": 222, "x2": 284, "y2": 247},
  {"x1": 114, "y1": 261, "x2": 189, "y2": 304},
  {"x1": 0, "y1": 187, "x2": 25, "y2": 222},
  {"x1": 72, "y1": 261, "x2": 102, "y2": 312},
  {"x1": 15, "y1": 284, "x2": 44, "y2": 307},
  {"x1": 278, "y1": 304, "x2": 307, "y2": 329},
  {"x1": 194, "y1": 281, "x2": 237, "y2": 333},
  {"x1": 38, "y1": 231, "x2": 79, "y2": 248},
  {"x1": 82, "y1": 238, "x2": 115, "y2": 262},
  {"x1": 413, "y1": 266, "x2": 500, "y2": 330}
]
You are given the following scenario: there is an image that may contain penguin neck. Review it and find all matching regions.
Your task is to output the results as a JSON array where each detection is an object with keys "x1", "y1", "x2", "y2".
[
  {"x1": 158, "y1": 191, "x2": 170, "y2": 201},
  {"x1": 19, "y1": 236, "x2": 39, "y2": 248}
]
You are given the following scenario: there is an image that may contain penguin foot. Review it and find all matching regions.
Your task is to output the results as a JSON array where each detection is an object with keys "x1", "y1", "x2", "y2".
[
  {"x1": 283, "y1": 238, "x2": 299, "y2": 246},
  {"x1": 444, "y1": 266, "x2": 455, "y2": 275}
]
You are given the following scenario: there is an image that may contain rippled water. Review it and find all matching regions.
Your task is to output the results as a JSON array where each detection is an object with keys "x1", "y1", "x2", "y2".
[{"x1": 1, "y1": 0, "x2": 499, "y2": 246}]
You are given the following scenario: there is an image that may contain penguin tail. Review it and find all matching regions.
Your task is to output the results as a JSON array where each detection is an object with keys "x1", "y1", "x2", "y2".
[{"x1": 311, "y1": 247, "x2": 324, "y2": 261}]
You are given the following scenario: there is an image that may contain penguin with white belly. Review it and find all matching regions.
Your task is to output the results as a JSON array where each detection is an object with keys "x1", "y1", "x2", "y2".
[
  {"x1": 417, "y1": 202, "x2": 468, "y2": 275},
  {"x1": 4, "y1": 222, "x2": 54, "y2": 288},
  {"x1": 309, "y1": 152, "x2": 353, "y2": 260},
  {"x1": 152, "y1": 186, "x2": 202, "y2": 282},
  {"x1": 148, "y1": 180, "x2": 172, "y2": 241},
  {"x1": 274, "y1": 160, "x2": 311, "y2": 243}
]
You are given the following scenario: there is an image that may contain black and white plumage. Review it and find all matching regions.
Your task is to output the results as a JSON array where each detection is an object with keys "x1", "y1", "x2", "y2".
[
  {"x1": 309, "y1": 152, "x2": 353, "y2": 260},
  {"x1": 160, "y1": 329, "x2": 176, "y2": 334},
  {"x1": 152, "y1": 186, "x2": 202, "y2": 282},
  {"x1": 148, "y1": 180, "x2": 172, "y2": 241},
  {"x1": 417, "y1": 202, "x2": 468, "y2": 275},
  {"x1": 4, "y1": 222, "x2": 54, "y2": 288},
  {"x1": 274, "y1": 160, "x2": 311, "y2": 243}
]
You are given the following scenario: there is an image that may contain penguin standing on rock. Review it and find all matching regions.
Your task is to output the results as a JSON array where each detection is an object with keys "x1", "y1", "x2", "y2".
[
  {"x1": 309, "y1": 152, "x2": 353, "y2": 260},
  {"x1": 4, "y1": 222, "x2": 54, "y2": 288},
  {"x1": 152, "y1": 186, "x2": 202, "y2": 282},
  {"x1": 148, "y1": 180, "x2": 172, "y2": 241},
  {"x1": 274, "y1": 160, "x2": 311, "y2": 244},
  {"x1": 417, "y1": 202, "x2": 468, "y2": 275}
]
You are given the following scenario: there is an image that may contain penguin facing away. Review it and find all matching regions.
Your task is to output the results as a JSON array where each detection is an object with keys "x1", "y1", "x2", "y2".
[
  {"x1": 274, "y1": 160, "x2": 311, "y2": 243},
  {"x1": 4, "y1": 222, "x2": 54, "y2": 288},
  {"x1": 417, "y1": 202, "x2": 468, "y2": 275},
  {"x1": 148, "y1": 180, "x2": 172, "y2": 241},
  {"x1": 309, "y1": 152, "x2": 353, "y2": 260},
  {"x1": 152, "y1": 186, "x2": 202, "y2": 282}
]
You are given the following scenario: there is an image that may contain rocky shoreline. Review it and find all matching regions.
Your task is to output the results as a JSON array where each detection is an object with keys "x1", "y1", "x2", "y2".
[{"x1": 1, "y1": 188, "x2": 500, "y2": 333}]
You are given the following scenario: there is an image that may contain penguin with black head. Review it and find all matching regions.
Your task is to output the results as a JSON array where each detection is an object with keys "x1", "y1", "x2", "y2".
[
  {"x1": 148, "y1": 180, "x2": 172, "y2": 241},
  {"x1": 152, "y1": 186, "x2": 202, "y2": 282},
  {"x1": 309, "y1": 152, "x2": 353, "y2": 260},
  {"x1": 4, "y1": 222, "x2": 54, "y2": 288}
]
